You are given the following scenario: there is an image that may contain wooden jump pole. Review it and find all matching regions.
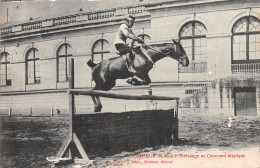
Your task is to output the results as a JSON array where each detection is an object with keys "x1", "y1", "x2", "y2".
[
  {"x1": 50, "y1": 58, "x2": 89, "y2": 166},
  {"x1": 9, "y1": 107, "x2": 12, "y2": 117},
  {"x1": 175, "y1": 99, "x2": 179, "y2": 139},
  {"x1": 68, "y1": 89, "x2": 179, "y2": 101}
]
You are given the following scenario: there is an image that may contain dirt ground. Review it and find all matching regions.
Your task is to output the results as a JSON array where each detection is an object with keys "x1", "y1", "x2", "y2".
[{"x1": 0, "y1": 109, "x2": 259, "y2": 168}]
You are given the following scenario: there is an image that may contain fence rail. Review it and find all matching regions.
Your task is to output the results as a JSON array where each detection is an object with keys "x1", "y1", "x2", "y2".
[
  {"x1": 1, "y1": 26, "x2": 12, "y2": 35},
  {"x1": 231, "y1": 63, "x2": 260, "y2": 74},
  {"x1": 53, "y1": 16, "x2": 77, "y2": 25},
  {"x1": 178, "y1": 62, "x2": 260, "y2": 81},
  {"x1": 214, "y1": 63, "x2": 260, "y2": 79},
  {"x1": 22, "y1": 22, "x2": 42, "y2": 31},
  {"x1": 0, "y1": 107, "x2": 59, "y2": 117},
  {"x1": 87, "y1": 10, "x2": 116, "y2": 20},
  {"x1": 128, "y1": 5, "x2": 146, "y2": 14}
]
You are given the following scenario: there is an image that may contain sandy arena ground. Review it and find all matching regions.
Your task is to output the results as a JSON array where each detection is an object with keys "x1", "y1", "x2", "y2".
[{"x1": 0, "y1": 108, "x2": 259, "y2": 168}]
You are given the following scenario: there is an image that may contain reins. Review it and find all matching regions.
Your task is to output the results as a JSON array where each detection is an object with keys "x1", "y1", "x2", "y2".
[
  {"x1": 143, "y1": 44, "x2": 173, "y2": 56},
  {"x1": 130, "y1": 43, "x2": 176, "y2": 65},
  {"x1": 143, "y1": 43, "x2": 188, "y2": 66}
]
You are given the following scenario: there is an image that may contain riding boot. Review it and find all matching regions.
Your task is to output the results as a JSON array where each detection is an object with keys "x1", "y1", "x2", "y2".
[{"x1": 127, "y1": 51, "x2": 137, "y2": 74}]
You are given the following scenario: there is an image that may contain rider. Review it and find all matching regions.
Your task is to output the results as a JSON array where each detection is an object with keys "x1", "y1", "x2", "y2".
[{"x1": 114, "y1": 15, "x2": 144, "y2": 74}]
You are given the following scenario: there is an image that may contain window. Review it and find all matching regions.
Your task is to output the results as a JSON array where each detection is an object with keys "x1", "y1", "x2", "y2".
[
  {"x1": 0, "y1": 52, "x2": 11, "y2": 86},
  {"x1": 232, "y1": 16, "x2": 260, "y2": 64},
  {"x1": 92, "y1": 39, "x2": 110, "y2": 64},
  {"x1": 179, "y1": 21, "x2": 207, "y2": 73},
  {"x1": 26, "y1": 48, "x2": 40, "y2": 84},
  {"x1": 57, "y1": 43, "x2": 72, "y2": 82}
]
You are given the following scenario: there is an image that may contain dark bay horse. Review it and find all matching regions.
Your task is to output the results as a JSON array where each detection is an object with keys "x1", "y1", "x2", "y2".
[{"x1": 87, "y1": 39, "x2": 189, "y2": 112}]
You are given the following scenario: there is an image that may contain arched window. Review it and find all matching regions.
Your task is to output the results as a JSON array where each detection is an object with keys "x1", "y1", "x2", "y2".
[
  {"x1": 232, "y1": 16, "x2": 260, "y2": 64},
  {"x1": 92, "y1": 39, "x2": 110, "y2": 64},
  {"x1": 57, "y1": 43, "x2": 72, "y2": 82},
  {"x1": 179, "y1": 21, "x2": 207, "y2": 73},
  {"x1": 26, "y1": 48, "x2": 40, "y2": 84},
  {"x1": 0, "y1": 52, "x2": 11, "y2": 86}
]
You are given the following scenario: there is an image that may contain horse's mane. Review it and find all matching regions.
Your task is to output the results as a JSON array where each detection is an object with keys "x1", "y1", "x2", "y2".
[
  {"x1": 147, "y1": 43, "x2": 173, "y2": 47},
  {"x1": 142, "y1": 43, "x2": 174, "y2": 51}
]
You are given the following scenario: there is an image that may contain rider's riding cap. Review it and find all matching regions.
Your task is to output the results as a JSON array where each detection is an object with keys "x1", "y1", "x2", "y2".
[{"x1": 126, "y1": 15, "x2": 135, "y2": 23}]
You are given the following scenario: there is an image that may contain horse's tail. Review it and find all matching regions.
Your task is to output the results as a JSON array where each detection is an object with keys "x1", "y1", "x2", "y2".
[{"x1": 87, "y1": 59, "x2": 97, "y2": 68}]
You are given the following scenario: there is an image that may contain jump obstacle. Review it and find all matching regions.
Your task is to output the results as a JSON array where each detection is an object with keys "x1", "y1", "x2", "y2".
[{"x1": 48, "y1": 58, "x2": 180, "y2": 166}]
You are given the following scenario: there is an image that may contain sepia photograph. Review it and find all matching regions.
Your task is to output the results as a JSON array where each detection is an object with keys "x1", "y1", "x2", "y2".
[{"x1": 0, "y1": 0, "x2": 260, "y2": 167}]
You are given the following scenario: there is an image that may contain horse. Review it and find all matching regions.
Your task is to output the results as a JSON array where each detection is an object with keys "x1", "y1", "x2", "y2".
[{"x1": 87, "y1": 39, "x2": 189, "y2": 112}]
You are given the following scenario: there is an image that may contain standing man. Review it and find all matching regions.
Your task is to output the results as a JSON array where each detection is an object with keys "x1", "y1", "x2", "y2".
[{"x1": 114, "y1": 15, "x2": 144, "y2": 74}]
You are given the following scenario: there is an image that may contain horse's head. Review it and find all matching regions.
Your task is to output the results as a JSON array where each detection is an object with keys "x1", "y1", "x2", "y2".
[
  {"x1": 143, "y1": 41, "x2": 189, "y2": 67},
  {"x1": 168, "y1": 39, "x2": 189, "y2": 67}
]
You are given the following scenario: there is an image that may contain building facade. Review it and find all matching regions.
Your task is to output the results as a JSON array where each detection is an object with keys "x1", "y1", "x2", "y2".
[{"x1": 1, "y1": 0, "x2": 260, "y2": 116}]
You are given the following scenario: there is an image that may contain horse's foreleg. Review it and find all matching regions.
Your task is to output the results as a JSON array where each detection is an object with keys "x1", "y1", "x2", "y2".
[
  {"x1": 135, "y1": 73, "x2": 151, "y2": 85},
  {"x1": 126, "y1": 77, "x2": 143, "y2": 86},
  {"x1": 91, "y1": 96, "x2": 100, "y2": 112}
]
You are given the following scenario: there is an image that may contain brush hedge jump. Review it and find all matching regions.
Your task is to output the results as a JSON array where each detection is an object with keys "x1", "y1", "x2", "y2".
[{"x1": 47, "y1": 59, "x2": 180, "y2": 167}]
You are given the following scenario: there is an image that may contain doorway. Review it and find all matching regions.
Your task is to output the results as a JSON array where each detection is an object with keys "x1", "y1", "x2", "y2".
[{"x1": 234, "y1": 87, "x2": 257, "y2": 116}]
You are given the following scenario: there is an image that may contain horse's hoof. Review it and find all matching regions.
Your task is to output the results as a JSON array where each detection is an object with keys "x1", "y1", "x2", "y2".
[
  {"x1": 126, "y1": 78, "x2": 139, "y2": 85},
  {"x1": 126, "y1": 78, "x2": 132, "y2": 85},
  {"x1": 99, "y1": 106, "x2": 102, "y2": 112},
  {"x1": 94, "y1": 106, "x2": 102, "y2": 112},
  {"x1": 94, "y1": 107, "x2": 100, "y2": 112}
]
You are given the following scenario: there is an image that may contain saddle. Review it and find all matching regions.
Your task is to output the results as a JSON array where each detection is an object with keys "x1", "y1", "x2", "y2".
[
  {"x1": 116, "y1": 46, "x2": 141, "y2": 55},
  {"x1": 120, "y1": 46, "x2": 142, "y2": 69}
]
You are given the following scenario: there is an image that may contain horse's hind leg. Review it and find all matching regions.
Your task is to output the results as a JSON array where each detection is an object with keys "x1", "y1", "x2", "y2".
[
  {"x1": 92, "y1": 83, "x2": 104, "y2": 112},
  {"x1": 91, "y1": 96, "x2": 100, "y2": 112},
  {"x1": 92, "y1": 78, "x2": 115, "y2": 112},
  {"x1": 96, "y1": 96, "x2": 102, "y2": 112},
  {"x1": 94, "y1": 80, "x2": 116, "y2": 112},
  {"x1": 91, "y1": 84, "x2": 101, "y2": 112}
]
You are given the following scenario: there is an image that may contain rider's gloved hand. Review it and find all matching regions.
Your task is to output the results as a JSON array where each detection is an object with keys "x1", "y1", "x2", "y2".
[{"x1": 138, "y1": 37, "x2": 144, "y2": 44}]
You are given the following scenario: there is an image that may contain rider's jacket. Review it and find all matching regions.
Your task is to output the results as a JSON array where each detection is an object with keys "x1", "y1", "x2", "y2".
[{"x1": 114, "y1": 23, "x2": 134, "y2": 45}]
